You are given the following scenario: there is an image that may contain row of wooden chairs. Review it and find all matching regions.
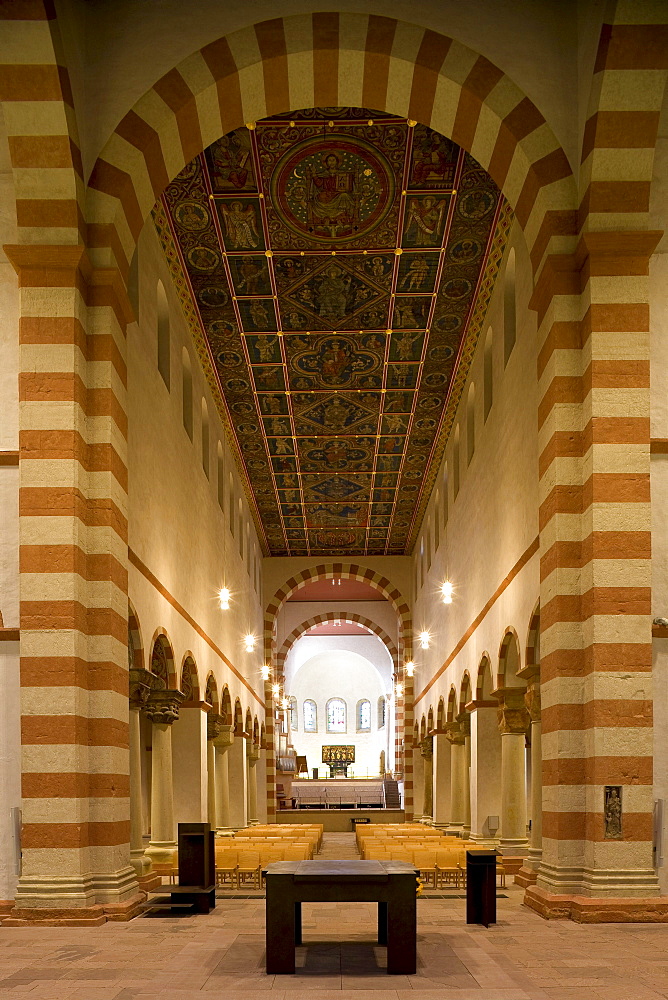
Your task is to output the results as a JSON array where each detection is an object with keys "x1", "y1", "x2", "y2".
[
  {"x1": 213, "y1": 844, "x2": 313, "y2": 889},
  {"x1": 363, "y1": 844, "x2": 506, "y2": 889},
  {"x1": 233, "y1": 824, "x2": 322, "y2": 852}
]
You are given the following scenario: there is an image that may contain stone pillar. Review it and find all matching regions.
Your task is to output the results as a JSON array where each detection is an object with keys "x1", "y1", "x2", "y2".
[
  {"x1": 412, "y1": 740, "x2": 425, "y2": 821},
  {"x1": 227, "y1": 733, "x2": 249, "y2": 830},
  {"x1": 432, "y1": 733, "x2": 451, "y2": 828},
  {"x1": 129, "y1": 669, "x2": 152, "y2": 876},
  {"x1": 420, "y1": 738, "x2": 433, "y2": 823},
  {"x1": 517, "y1": 682, "x2": 542, "y2": 885},
  {"x1": 256, "y1": 748, "x2": 268, "y2": 824},
  {"x1": 213, "y1": 725, "x2": 234, "y2": 833},
  {"x1": 469, "y1": 705, "x2": 502, "y2": 844},
  {"x1": 247, "y1": 743, "x2": 260, "y2": 826},
  {"x1": 206, "y1": 714, "x2": 225, "y2": 829},
  {"x1": 460, "y1": 714, "x2": 472, "y2": 838},
  {"x1": 145, "y1": 690, "x2": 184, "y2": 868},
  {"x1": 446, "y1": 722, "x2": 467, "y2": 832},
  {"x1": 497, "y1": 689, "x2": 530, "y2": 856}
]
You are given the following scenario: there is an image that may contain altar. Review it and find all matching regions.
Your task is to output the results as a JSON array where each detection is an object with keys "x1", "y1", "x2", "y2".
[
  {"x1": 322, "y1": 744, "x2": 354, "y2": 778},
  {"x1": 264, "y1": 860, "x2": 418, "y2": 975}
]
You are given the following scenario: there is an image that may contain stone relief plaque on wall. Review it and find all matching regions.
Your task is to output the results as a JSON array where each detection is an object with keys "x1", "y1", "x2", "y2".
[{"x1": 604, "y1": 785, "x2": 622, "y2": 839}]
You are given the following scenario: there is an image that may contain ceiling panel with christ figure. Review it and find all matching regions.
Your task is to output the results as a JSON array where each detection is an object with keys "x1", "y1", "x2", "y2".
[{"x1": 156, "y1": 107, "x2": 512, "y2": 556}]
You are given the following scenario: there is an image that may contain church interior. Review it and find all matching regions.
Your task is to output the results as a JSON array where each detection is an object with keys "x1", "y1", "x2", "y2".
[{"x1": 1, "y1": 0, "x2": 668, "y2": 995}]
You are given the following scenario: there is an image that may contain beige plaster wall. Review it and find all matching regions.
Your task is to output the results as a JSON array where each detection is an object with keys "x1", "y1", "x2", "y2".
[
  {"x1": 127, "y1": 217, "x2": 265, "y2": 723},
  {"x1": 279, "y1": 600, "x2": 399, "y2": 651},
  {"x1": 411, "y1": 220, "x2": 540, "y2": 723}
]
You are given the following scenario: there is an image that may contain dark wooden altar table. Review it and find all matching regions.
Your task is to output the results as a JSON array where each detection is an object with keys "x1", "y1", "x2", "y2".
[{"x1": 263, "y1": 859, "x2": 418, "y2": 974}]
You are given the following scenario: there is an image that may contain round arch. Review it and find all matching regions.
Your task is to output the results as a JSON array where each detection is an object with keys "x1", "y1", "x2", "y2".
[
  {"x1": 204, "y1": 672, "x2": 219, "y2": 713},
  {"x1": 476, "y1": 653, "x2": 494, "y2": 701},
  {"x1": 128, "y1": 601, "x2": 144, "y2": 672},
  {"x1": 265, "y1": 563, "x2": 411, "y2": 666},
  {"x1": 180, "y1": 653, "x2": 201, "y2": 702},
  {"x1": 86, "y1": 13, "x2": 577, "y2": 279},
  {"x1": 497, "y1": 626, "x2": 523, "y2": 689},
  {"x1": 149, "y1": 629, "x2": 177, "y2": 689},
  {"x1": 446, "y1": 686, "x2": 457, "y2": 723},
  {"x1": 277, "y1": 611, "x2": 399, "y2": 674},
  {"x1": 459, "y1": 671, "x2": 472, "y2": 714},
  {"x1": 221, "y1": 685, "x2": 232, "y2": 723},
  {"x1": 233, "y1": 699, "x2": 243, "y2": 734},
  {"x1": 525, "y1": 601, "x2": 540, "y2": 674}
]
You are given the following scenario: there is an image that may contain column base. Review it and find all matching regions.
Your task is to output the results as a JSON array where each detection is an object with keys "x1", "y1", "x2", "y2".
[
  {"x1": 515, "y1": 848, "x2": 542, "y2": 887},
  {"x1": 525, "y1": 885, "x2": 668, "y2": 922},
  {"x1": 136, "y1": 870, "x2": 162, "y2": 892},
  {"x1": 11, "y1": 866, "x2": 139, "y2": 912},
  {"x1": 498, "y1": 838, "x2": 529, "y2": 857},
  {"x1": 3, "y1": 893, "x2": 147, "y2": 927},
  {"x1": 216, "y1": 827, "x2": 235, "y2": 837},
  {"x1": 130, "y1": 850, "x2": 152, "y2": 876},
  {"x1": 535, "y1": 860, "x2": 660, "y2": 898},
  {"x1": 144, "y1": 841, "x2": 177, "y2": 871}
]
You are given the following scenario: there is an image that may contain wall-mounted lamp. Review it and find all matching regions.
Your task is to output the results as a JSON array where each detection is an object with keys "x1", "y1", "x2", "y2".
[
  {"x1": 260, "y1": 664, "x2": 270, "y2": 681},
  {"x1": 244, "y1": 634, "x2": 256, "y2": 652},
  {"x1": 440, "y1": 581, "x2": 453, "y2": 604},
  {"x1": 272, "y1": 683, "x2": 280, "y2": 698},
  {"x1": 419, "y1": 631, "x2": 430, "y2": 649},
  {"x1": 281, "y1": 697, "x2": 289, "y2": 711},
  {"x1": 395, "y1": 682, "x2": 404, "y2": 698},
  {"x1": 218, "y1": 587, "x2": 231, "y2": 610},
  {"x1": 405, "y1": 661, "x2": 415, "y2": 677}
]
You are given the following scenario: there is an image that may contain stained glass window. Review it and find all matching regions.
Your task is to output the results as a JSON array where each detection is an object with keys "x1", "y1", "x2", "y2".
[
  {"x1": 289, "y1": 696, "x2": 298, "y2": 731},
  {"x1": 303, "y1": 699, "x2": 317, "y2": 732},
  {"x1": 326, "y1": 698, "x2": 346, "y2": 733},
  {"x1": 357, "y1": 699, "x2": 371, "y2": 731}
]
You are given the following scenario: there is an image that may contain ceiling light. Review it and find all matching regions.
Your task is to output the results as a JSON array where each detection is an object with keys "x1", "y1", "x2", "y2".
[
  {"x1": 405, "y1": 661, "x2": 415, "y2": 677},
  {"x1": 244, "y1": 634, "x2": 256, "y2": 652},
  {"x1": 218, "y1": 587, "x2": 231, "y2": 610},
  {"x1": 260, "y1": 665, "x2": 270, "y2": 681},
  {"x1": 441, "y1": 581, "x2": 453, "y2": 604},
  {"x1": 419, "y1": 631, "x2": 430, "y2": 649}
]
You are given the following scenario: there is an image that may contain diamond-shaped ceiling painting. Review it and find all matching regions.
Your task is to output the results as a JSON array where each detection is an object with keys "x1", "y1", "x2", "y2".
[{"x1": 158, "y1": 107, "x2": 510, "y2": 556}]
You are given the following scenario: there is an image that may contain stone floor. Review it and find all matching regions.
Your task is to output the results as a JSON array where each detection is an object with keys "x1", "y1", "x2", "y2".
[{"x1": 3, "y1": 835, "x2": 668, "y2": 998}]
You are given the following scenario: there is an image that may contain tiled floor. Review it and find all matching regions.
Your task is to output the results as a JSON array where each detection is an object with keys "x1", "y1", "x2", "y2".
[{"x1": 3, "y1": 836, "x2": 668, "y2": 999}]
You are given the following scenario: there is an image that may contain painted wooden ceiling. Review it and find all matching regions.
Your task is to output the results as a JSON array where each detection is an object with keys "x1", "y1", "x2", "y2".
[{"x1": 159, "y1": 107, "x2": 508, "y2": 557}]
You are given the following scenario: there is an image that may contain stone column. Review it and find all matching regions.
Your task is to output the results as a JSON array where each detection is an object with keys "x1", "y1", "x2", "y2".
[
  {"x1": 497, "y1": 689, "x2": 530, "y2": 856},
  {"x1": 446, "y1": 722, "x2": 467, "y2": 832},
  {"x1": 460, "y1": 714, "x2": 472, "y2": 838},
  {"x1": 420, "y1": 737, "x2": 433, "y2": 823},
  {"x1": 247, "y1": 743, "x2": 261, "y2": 826},
  {"x1": 129, "y1": 669, "x2": 152, "y2": 876},
  {"x1": 227, "y1": 733, "x2": 249, "y2": 830},
  {"x1": 145, "y1": 689, "x2": 184, "y2": 868},
  {"x1": 518, "y1": 682, "x2": 542, "y2": 884},
  {"x1": 432, "y1": 733, "x2": 451, "y2": 828},
  {"x1": 469, "y1": 704, "x2": 502, "y2": 844},
  {"x1": 206, "y1": 714, "x2": 225, "y2": 829},
  {"x1": 412, "y1": 740, "x2": 425, "y2": 821},
  {"x1": 213, "y1": 725, "x2": 234, "y2": 832}
]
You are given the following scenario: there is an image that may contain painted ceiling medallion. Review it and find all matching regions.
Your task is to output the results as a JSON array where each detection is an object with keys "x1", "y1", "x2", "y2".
[{"x1": 160, "y1": 107, "x2": 509, "y2": 557}]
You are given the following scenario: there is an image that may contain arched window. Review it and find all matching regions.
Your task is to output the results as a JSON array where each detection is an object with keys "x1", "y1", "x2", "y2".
[
  {"x1": 453, "y1": 425, "x2": 460, "y2": 498},
  {"x1": 289, "y1": 696, "x2": 298, "y2": 731},
  {"x1": 378, "y1": 696, "x2": 386, "y2": 729},
  {"x1": 217, "y1": 442, "x2": 224, "y2": 509},
  {"x1": 326, "y1": 698, "x2": 346, "y2": 733},
  {"x1": 182, "y1": 348, "x2": 193, "y2": 439},
  {"x1": 238, "y1": 498, "x2": 244, "y2": 558},
  {"x1": 503, "y1": 247, "x2": 516, "y2": 366},
  {"x1": 157, "y1": 280, "x2": 170, "y2": 389},
  {"x1": 303, "y1": 699, "x2": 317, "y2": 732},
  {"x1": 228, "y1": 473, "x2": 235, "y2": 535},
  {"x1": 434, "y1": 491, "x2": 440, "y2": 551},
  {"x1": 484, "y1": 326, "x2": 493, "y2": 421},
  {"x1": 128, "y1": 249, "x2": 139, "y2": 323},
  {"x1": 466, "y1": 382, "x2": 475, "y2": 465},
  {"x1": 201, "y1": 398, "x2": 209, "y2": 477},
  {"x1": 357, "y1": 699, "x2": 371, "y2": 732}
]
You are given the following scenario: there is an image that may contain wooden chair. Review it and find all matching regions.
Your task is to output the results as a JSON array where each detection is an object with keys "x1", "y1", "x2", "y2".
[
  {"x1": 236, "y1": 850, "x2": 261, "y2": 889},
  {"x1": 434, "y1": 849, "x2": 461, "y2": 888},
  {"x1": 215, "y1": 849, "x2": 238, "y2": 887},
  {"x1": 412, "y1": 850, "x2": 437, "y2": 888}
]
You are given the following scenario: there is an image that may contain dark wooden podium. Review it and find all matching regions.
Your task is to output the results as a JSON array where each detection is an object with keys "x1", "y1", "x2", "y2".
[
  {"x1": 466, "y1": 849, "x2": 497, "y2": 927},
  {"x1": 264, "y1": 860, "x2": 417, "y2": 974}
]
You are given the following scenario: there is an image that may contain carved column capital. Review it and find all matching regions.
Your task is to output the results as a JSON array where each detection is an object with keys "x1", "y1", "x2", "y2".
[
  {"x1": 445, "y1": 722, "x2": 465, "y2": 746},
  {"x1": 145, "y1": 688, "x2": 184, "y2": 725},
  {"x1": 419, "y1": 737, "x2": 433, "y2": 761},
  {"x1": 212, "y1": 723, "x2": 235, "y2": 752},
  {"x1": 496, "y1": 688, "x2": 530, "y2": 735},
  {"x1": 456, "y1": 712, "x2": 471, "y2": 738},
  {"x1": 129, "y1": 668, "x2": 154, "y2": 710},
  {"x1": 207, "y1": 713, "x2": 226, "y2": 742},
  {"x1": 247, "y1": 743, "x2": 261, "y2": 765},
  {"x1": 525, "y1": 680, "x2": 541, "y2": 723}
]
